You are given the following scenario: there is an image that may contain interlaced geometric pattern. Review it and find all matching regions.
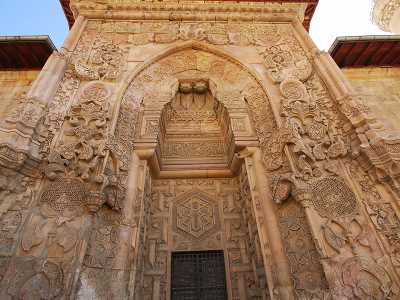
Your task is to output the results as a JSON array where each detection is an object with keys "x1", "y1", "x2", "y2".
[
  {"x1": 176, "y1": 195, "x2": 216, "y2": 239},
  {"x1": 40, "y1": 178, "x2": 86, "y2": 213},
  {"x1": 311, "y1": 177, "x2": 358, "y2": 218}
]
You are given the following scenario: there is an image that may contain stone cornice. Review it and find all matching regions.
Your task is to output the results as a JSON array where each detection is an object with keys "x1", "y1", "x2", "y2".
[{"x1": 69, "y1": 0, "x2": 307, "y2": 23}]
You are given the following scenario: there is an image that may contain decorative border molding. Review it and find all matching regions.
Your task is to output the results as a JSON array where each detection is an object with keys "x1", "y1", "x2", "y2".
[{"x1": 69, "y1": 0, "x2": 306, "y2": 23}]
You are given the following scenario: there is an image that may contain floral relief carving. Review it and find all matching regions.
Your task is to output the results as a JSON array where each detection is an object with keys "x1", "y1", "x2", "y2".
[
  {"x1": 37, "y1": 68, "x2": 80, "y2": 156},
  {"x1": 42, "y1": 81, "x2": 124, "y2": 213},
  {"x1": 373, "y1": 0, "x2": 400, "y2": 31},
  {"x1": 0, "y1": 175, "x2": 87, "y2": 299},
  {"x1": 4, "y1": 11, "x2": 400, "y2": 297},
  {"x1": 349, "y1": 162, "x2": 400, "y2": 272},
  {"x1": 262, "y1": 24, "x2": 400, "y2": 298},
  {"x1": 3, "y1": 92, "x2": 45, "y2": 131},
  {"x1": 73, "y1": 37, "x2": 124, "y2": 81},
  {"x1": 260, "y1": 26, "x2": 313, "y2": 83}
]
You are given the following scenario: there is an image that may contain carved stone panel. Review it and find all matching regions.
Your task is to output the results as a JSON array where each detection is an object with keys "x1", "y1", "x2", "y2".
[
  {"x1": 134, "y1": 177, "x2": 271, "y2": 300},
  {"x1": 277, "y1": 198, "x2": 329, "y2": 298},
  {"x1": 173, "y1": 190, "x2": 220, "y2": 240}
]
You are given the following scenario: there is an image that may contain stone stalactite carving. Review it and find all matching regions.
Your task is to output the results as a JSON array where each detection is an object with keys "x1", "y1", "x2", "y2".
[{"x1": 158, "y1": 79, "x2": 233, "y2": 169}]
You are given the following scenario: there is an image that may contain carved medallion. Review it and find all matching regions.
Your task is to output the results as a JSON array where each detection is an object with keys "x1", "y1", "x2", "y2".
[
  {"x1": 173, "y1": 190, "x2": 219, "y2": 240},
  {"x1": 310, "y1": 177, "x2": 358, "y2": 218}
]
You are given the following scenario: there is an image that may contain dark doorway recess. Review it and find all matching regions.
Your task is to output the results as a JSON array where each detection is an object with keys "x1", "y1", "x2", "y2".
[{"x1": 171, "y1": 250, "x2": 228, "y2": 300}]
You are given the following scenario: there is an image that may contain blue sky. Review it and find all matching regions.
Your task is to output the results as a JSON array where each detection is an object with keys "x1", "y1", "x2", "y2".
[
  {"x1": 0, "y1": 0, "x2": 69, "y2": 47},
  {"x1": 0, "y1": 0, "x2": 388, "y2": 50}
]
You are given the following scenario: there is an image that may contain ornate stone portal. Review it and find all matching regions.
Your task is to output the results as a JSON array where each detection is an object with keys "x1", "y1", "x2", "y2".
[{"x1": 1, "y1": 1, "x2": 400, "y2": 299}]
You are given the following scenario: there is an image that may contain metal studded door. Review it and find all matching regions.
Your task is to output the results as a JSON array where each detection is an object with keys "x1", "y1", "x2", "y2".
[{"x1": 171, "y1": 250, "x2": 228, "y2": 300}]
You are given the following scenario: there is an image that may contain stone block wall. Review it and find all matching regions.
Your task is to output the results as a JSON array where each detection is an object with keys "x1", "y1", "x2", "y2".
[
  {"x1": 343, "y1": 66, "x2": 400, "y2": 129},
  {"x1": 0, "y1": 70, "x2": 39, "y2": 119}
]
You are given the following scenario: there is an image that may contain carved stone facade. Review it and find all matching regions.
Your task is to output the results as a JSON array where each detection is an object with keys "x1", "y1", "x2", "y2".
[
  {"x1": 1, "y1": 0, "x2": 400, "y2": 299},
  {"x1": 373, "y1": 0, "x2": 400, "y2": 33}
]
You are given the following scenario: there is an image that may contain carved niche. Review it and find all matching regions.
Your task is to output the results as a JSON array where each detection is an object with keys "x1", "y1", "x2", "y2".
[{"x1": 157, "y1": 79, "x2": 234, "y2": 170}]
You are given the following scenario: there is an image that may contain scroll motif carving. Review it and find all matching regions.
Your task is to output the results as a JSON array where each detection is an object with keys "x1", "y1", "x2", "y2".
[
  {"x1": 42, "y1": 81, "x2": 123, "y2": 212},
  {"x1": 333, "y1": 256, "x2": 399, "y2": 299},
  {"x1": 263, "y1": 25, "x2": 400, "y2": 298}
]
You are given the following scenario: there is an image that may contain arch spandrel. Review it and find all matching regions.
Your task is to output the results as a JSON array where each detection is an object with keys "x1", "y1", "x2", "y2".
[{"x1": 115, "y1": 42, "x2": 278, "y2": 178}]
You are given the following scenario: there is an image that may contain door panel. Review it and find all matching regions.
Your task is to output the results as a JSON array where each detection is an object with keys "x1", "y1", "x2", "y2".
[{"x1": 171, "y1": 250, "x2": 228, "y2": 300}]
